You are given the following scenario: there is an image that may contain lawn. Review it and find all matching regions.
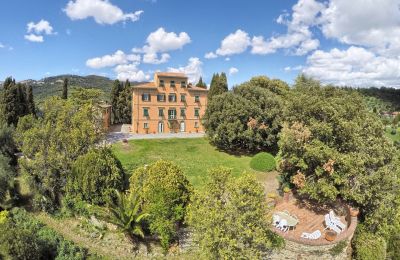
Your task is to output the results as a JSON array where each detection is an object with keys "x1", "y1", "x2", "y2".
[
  {"x1": 385, "y1": 126, "x2": 400, "y2": 142},
  {"x1": 112, "y1": 138, "x2": 261, "y2": 187}
]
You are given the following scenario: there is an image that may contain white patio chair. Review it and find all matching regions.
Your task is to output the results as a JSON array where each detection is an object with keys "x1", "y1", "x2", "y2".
[
  {"x1": 329, "y1": 210, "x2": 346, "y2": 230},
  {"x1": 301, "y1": 230, "x2": 321, "y2": 240},
  {"x1": 324, "y1": 214, "x2": 341, "y2": 233},
  {"x1": 272, "y1": 214, "x2": 280, "y2": 227},
  {"x1": 277, "y1": 219, "x2": 288, "y2": 232}
]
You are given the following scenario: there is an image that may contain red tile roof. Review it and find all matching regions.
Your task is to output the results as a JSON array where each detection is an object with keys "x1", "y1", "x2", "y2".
[{"x1": 155, "y1": 72, "x2": 188, "y2": 78}]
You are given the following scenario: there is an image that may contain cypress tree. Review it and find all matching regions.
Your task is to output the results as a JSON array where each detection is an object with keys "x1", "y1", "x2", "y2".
[
  {"x1": 196, "y1": 77, "x2": 207, "y2": 89},
  {"x1": 26, "y1": 85, "x2": 35, "y2": 115},
  {"x1": 208, "y1": 73, "x2": 228, "y2": 101},
  {"x1": 2, "y1": 80, "x2": 18, "y2": 126},
  {"x1": 111, "y1": 80, "x2": 122, "y2": 124},
  {"x1": 62, "y1": 78, "x2": 68, "y2": 99}
]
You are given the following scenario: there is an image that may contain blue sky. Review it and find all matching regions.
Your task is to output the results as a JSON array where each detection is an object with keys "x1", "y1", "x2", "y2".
[{"x1": 1, "y1": 0, "x2": 400, "y2": 88}]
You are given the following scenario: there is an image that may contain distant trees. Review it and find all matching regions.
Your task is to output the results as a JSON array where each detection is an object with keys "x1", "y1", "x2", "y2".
[
  {"x1": 62, "y1": 78, "x2": 68, "y2": 99},
  {"x1": 111, "y1": 79, "x2": 132, "y2": 124},
  {"x1": 1, "y1": 77, "x2": 35, "y2": 126},
  {"x1": 187, "y1": 168, "x2": 283, "y2": 259},
  {"x1": 16, "y1": 97, "x2": 104, "y2": 210},
  {"x1": 207, "y1": 73, "x2": 228, "y2": 101},
  {"x1": 204, "y1": 78, "x2": 284, "y2": 152},
  {"x1": 67, "y1": 147, "x2": 125, "y2": 205},
  {"x1": 129, "y1": 160, "x2": 192, "y2": 251}
]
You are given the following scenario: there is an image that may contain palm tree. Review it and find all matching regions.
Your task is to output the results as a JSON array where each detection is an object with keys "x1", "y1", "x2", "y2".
[{"x1": 98, "y1": 190, "x2": 149, "y2": 242}]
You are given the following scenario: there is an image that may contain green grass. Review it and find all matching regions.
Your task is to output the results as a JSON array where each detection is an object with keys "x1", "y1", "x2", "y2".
[
  {"x1": 250, "y1": 152, "x2": 276, "y2": 172},
  {"x1": 112, "y1": 138, "x2": 258, "y2": 187},
  {"x1": 385, "y1": 126, "x2": 400, "y2": 142}
]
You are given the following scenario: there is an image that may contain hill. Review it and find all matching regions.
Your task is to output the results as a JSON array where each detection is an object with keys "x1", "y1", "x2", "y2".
[{"x1": 27, "y1": 74, "x2": 115, "y2": 104}]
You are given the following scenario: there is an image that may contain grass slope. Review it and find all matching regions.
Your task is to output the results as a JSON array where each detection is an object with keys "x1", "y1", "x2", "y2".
[
  {"x1": 112, "y1": 138, "x2": 257, "y2": 187},
  {"x1": 385, "y1": 126, "x2": 400, "y2": 142}
]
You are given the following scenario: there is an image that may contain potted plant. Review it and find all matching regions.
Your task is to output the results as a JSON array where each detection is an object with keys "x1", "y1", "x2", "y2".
[
  {"x1": 283, "y1": 186, "x2": 292, "y2": 202},
  {"x1": 349, "y1": 206, "x2": 360, "y2": 217},
  {"x1": 325, "y1": 230, "x2": 337, "y2": 241}
]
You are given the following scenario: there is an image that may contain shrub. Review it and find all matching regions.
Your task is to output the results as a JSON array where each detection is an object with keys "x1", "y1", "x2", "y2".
[
  {"x1": 250, "y1": 152, "x2": 276, "y2": 172},
  {"x1": 129, "y1": 160, "x2": 192, "y2": 251},
  {"x1": 329, "y1": 240, "x2": 347, "y2": 256},
  {"x1": 353, "y1": 229, "x2": 386, "y2": 260},
  {"x1": 67, "y1": 147, "x2": 125, "y2": 205},
  {"x1": 391, "y1": 128, "x2": 397, "y2": 135}
]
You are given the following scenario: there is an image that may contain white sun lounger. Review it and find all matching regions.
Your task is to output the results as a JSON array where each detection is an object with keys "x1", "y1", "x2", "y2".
[{"x1": 301, "y1": 230, "x2": 321, "y2": 240}]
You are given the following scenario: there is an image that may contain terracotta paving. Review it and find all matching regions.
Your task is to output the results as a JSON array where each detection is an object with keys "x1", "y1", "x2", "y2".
[{"x1": 272, "y1": 199, "x2": 351, "y2": 245}]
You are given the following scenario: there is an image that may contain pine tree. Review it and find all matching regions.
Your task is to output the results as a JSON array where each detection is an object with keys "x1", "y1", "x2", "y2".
[
  {"x1": 26, "y1": 85, "x2": 35, "y2": 115},
  {"x1": 62, "y1": 78, "x2": 68, "y2": 99},
  {"x1": 111, "y1": 80, "x2": 122, "y2": 124}
]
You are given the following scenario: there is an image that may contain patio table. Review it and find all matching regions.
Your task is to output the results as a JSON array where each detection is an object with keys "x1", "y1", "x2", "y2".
[{"x1": 274, "y1": 211, "x2": 299, "y2": 227}]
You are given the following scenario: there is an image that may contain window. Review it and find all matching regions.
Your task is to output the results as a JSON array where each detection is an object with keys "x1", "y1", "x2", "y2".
[
  {"x1": 194, "y1": 121, "x2": 199, "y2": 128},
  {"x1": 195, "y1": 95, "x2": 200, "y2": 102},
  {"x1": 180, "y1": 108, "x2": 186, "y2": 117},
  {"x1": 181, "y1": 81, "x2": 187, "y2": 88},
  {"x1": 168, "y1": 93, "x2": 176, "y2": 102},
  {"x1": 194, "y1": 108, "x2": 200, "y2": 117},
  {"x1": 142, "y1": 93, "x2": 151, "y2": 102},
  {"x1": 157, "y1": 94, "x2": 166, "y2": 102},
  {"x1": 158, "y1": 108, "x2": 164, "y2": 117},
  {"x1": 181, "y1": 94, "x2": 186, "y2": 102},
  {"x1": 144, "y1": 122, "x2": 149, "y2": 129},
  {"x1": 159, "y1": 80, "x2": 165, "y2": 87},
  {"x1": 170, "y1": 80, "x2": 176, "y2": 87},
  {"x1": 168, "y1": 109, "x2": 176, "y2": 119},
  {"x1": 143, "y1": 108, "x2": 149, "y2": 117}
]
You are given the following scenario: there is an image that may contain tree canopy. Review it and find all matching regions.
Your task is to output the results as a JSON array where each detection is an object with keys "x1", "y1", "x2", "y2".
[
  {"x1": 187, "y1": 167, "x2": 283, "y2": 259},
  {"x1": 16, "y1": 97, "x2": 104, "y2": 210}
]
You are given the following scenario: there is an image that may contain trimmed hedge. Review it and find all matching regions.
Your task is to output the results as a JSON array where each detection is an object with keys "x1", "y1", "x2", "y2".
[{"x1": 250, "y1": 152, "x2": 276, "y2": 172}]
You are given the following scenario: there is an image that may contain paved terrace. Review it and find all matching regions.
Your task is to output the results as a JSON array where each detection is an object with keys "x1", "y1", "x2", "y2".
[
  {"x1": 106, "y1": 124, "x2": 205, "y2": 143},
  {"x1": 272, "y1": 198, "x2": 357, "y2": 246}
]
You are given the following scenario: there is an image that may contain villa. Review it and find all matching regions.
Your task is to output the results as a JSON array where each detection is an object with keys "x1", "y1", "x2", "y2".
[{"x1": 131, "y1": 72, "x2": 208, "y2": 134}]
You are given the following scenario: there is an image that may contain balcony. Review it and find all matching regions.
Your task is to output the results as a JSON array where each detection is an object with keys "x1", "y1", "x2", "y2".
[{"x1": 168, "y1": 115, "x2": 177, "y2": 120}]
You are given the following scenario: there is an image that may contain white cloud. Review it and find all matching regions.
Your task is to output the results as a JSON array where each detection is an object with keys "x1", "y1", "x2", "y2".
[
  {"x1": 134, "y1": 27, "x2": 191, "y2": 64},
  {"x1": 24, "y1": 34, "x2": 44, "y2": 43},
  {"x1": 168, "y1": 57, "x2": 203, "y2": 83},
  {"x1": 252, "y1": 0, "x2": 324, "y2": 56},
  {"x1": 216, "y1": 29, "x2": 251, "y2": 56},
  {"x1": 284, "y1": 65, "x2": 303, "y2": 72},
  {"x1": 86, "y1": 50, "x2": 140, "y2": 69},
  {"x1": 204, "y1": 52, "x2": 218, "y2": 59},
  {"x1": 27, "y1": 20, "x2": 54, "y2": 35},
  {"x1": 320, "y1": 0, "x2": 400, "y2": 56},
  {"x1": 0, "y1": 43, "x2": 4, "y2": 48},
  {"x1": 64, "y1": 0, "x2": 143, "y2": 25},
  {"x1": 114, "y1": 63, "x2": 150, "y2": 82},
  {"x1": 229, "y1": 67, "x2": 239, "y2": 75},
  {"x1": 303, "y1": 46, "x2": 400, "y2": 87}
]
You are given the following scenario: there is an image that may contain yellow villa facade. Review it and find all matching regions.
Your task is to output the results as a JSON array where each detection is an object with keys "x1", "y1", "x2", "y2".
[{"x1": 131, "y1": 72, "x2": 208, "y2": 134}]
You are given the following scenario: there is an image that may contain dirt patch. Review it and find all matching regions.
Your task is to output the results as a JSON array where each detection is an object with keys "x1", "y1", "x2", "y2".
[{"x1": 255, "y1": 171, "x2": 280, "y2": 195}]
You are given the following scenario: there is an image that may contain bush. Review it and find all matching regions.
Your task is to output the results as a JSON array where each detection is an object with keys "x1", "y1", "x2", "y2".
[
  {"x1": 0, "y1": 208, "x2": 88, "y2": 260},
  {"x1": 353, "y1": 229, "x2": 386, "y2": 260},
  {"x1": 129, "y1": 160, "x2": 192, "y2": 251},
  {"x1": 391, "y1": 128, "x2": 397, "y2": 135},
  {"x1": 67, "y1": 147, "x2": 125, "y2": 205},
  {"x1": 250, "y1": 152, "x2": 276, "y2": 172}
]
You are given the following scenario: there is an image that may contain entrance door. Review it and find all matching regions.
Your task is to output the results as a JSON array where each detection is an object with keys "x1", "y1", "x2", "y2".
[
  {"x1": 180, "y1": 121, "x2": 185, "y2": 132},
  {"x1": 158, "y1": 122, "x2": 164, "y2": 133}
]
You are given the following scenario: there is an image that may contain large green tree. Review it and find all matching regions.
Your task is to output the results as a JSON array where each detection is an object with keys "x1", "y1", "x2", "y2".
[
  {"x1": 187, "y1": 168, "x2": 283, "y2": 259},
  {"x1": 204, "y1": 82, "x2": 284, "y2": 152},
  {"x1": 111, "y1": 80, "x2": 122, "y2": 124},
  {"x1": 195, "y1": 76, "x2": 207, "y2": 89},
  {"x1": 1, "y1": 78, "x2": 31, "y2": 126},
  {"x1": 67, "y1": 147, "x2": 125, "y2": 205},
  {"x1": 16, "y1": 97, "x2": 104, "y2": 210},
  {"x1": 129, "y1": 160, "x2": 191, "y2": 251}
]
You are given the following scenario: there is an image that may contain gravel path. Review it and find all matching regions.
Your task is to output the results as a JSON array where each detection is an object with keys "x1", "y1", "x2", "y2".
[{"x1": 106, "y1": 132, "x2": 206, "y2": 144}]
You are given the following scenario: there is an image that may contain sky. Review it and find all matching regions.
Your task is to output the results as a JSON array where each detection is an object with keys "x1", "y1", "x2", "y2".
[{"x1": 1, "y1": 0, "x2": 400, "y2": 88}]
